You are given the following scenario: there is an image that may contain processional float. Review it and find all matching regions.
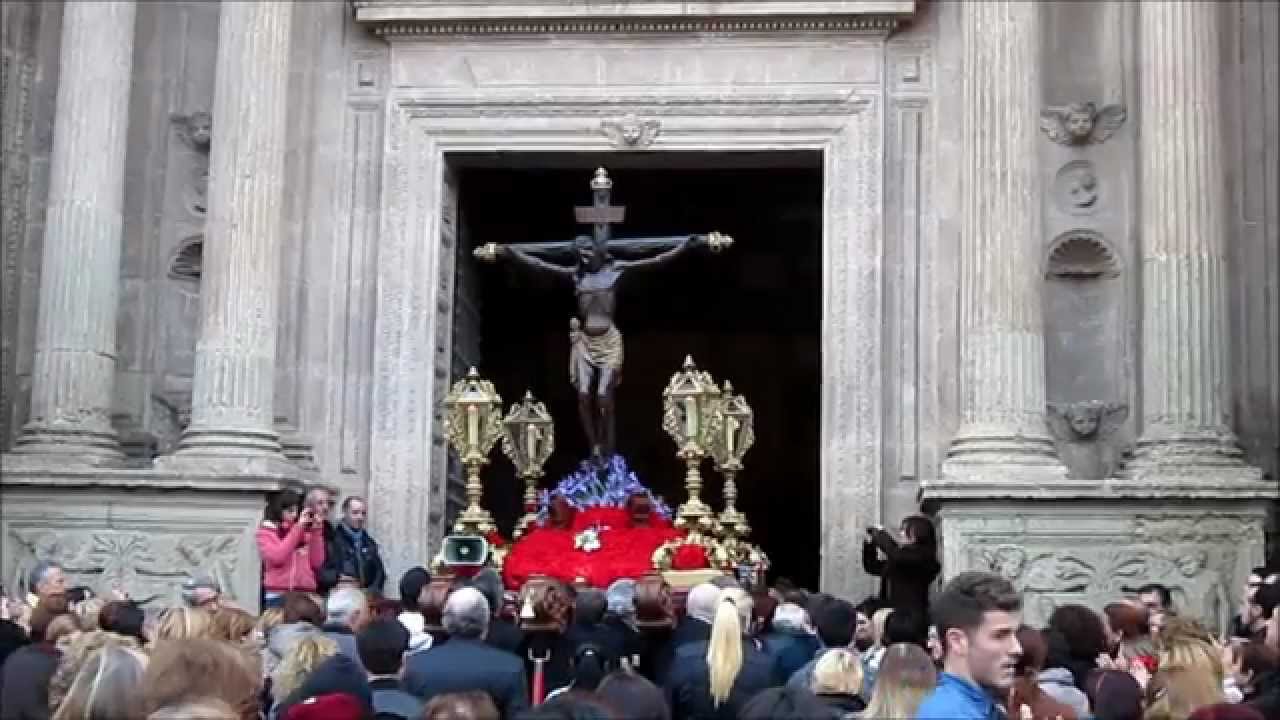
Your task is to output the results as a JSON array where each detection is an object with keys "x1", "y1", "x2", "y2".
[{"x1": 438, "y1": 355, "x2": 768, "y2": 591}]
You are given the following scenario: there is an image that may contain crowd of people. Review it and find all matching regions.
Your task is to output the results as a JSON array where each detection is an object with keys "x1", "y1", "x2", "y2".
[{"x1": 1, "y1": 498, "x2": 1278, "y2": 720}]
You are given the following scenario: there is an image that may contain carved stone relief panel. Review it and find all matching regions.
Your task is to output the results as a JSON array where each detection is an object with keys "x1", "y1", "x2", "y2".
[
  {"x1": 6, "y1": 527, "x2": 243, "y2": 606},
  {"x1": 942, "y1": 507, "x2": 1265, "y2": 633},
  {"x1": 0, "y1": 487, "x2": 270, "y2": 610}
]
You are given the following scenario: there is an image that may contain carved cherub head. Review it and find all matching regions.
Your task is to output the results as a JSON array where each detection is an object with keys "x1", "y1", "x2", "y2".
[
  {"x1": 1047, "y1": 401, "x2": 1129, "y2": 440},
  {"x1": 1040, "y1": 102, "x2": 1127, "y2": 146},
  {"x1": 1065, "y1": 102, "x2": 1096, "y2": 139},
  {"x1": 600, "y1": 114, "x2": 661, "y2": 149},
  {"x1": 178, "y1": 111, "x2": 212, "y2": 151}
]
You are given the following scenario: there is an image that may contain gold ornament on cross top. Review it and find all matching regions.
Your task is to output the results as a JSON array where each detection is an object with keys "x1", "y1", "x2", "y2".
[
  {"x1": 443, "y1": 367, "x2": 503, "y2": 535},
  {"x1": 501, "y1": 390, "x2": 556, "y2": 540},
  {"x1": 707, "y1": 380, "x2": 754, "y2": 542},
  {"x1": 662, "y1": 355, "x2": 723, "y2": 530}
]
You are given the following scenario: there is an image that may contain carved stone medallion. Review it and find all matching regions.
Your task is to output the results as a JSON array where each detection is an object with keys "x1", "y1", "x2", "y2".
[{"x1": 1053, "y1": 160, "x2": 1100, "y2": 215}]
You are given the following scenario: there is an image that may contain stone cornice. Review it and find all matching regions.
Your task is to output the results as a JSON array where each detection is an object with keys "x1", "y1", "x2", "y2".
[
  {"x1": 353, "y1": 0, "x2": 914, "y2": 37},
  {"x1": 919, "y1": 476, "x2": 1279, "y2": 503}
]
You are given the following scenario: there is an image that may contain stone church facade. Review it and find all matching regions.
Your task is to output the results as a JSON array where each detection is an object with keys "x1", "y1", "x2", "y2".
[{"x1": 1, "y1": 1, "x2": 1276, "y2": 623}]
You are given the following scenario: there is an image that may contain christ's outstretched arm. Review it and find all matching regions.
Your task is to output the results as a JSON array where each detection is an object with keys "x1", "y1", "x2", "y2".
[
  {"x1": 477, "y1": 243, "x2": 574, "y2": 279},
  {"x1": 614, "y1": 235, "x2": 700, "y2": 271}
]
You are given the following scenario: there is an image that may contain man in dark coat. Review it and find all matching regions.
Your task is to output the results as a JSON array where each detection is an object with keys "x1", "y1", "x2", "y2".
[
  {"x1": 357, "y1": 618, "x2": 423, "y2": 720},
  {"x1": 321, "y1": 496, "x2": 387, "y2": 595},
  {"x1": 403, "y1": 588, "x2": 528, "y2": 717},
  {"x1": 861, "y1": 515, "x2": 940, "y2": 615}
]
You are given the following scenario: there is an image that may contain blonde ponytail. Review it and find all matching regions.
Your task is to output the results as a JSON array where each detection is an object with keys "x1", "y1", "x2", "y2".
[{"x1": 706, "y1": 588, "x2": 748, "y2": 707}]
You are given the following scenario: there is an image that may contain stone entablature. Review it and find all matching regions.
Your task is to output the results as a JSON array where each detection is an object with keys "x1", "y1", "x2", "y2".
[{"x1": 353, "y1": 0, "x2": 915, "y2": 36}]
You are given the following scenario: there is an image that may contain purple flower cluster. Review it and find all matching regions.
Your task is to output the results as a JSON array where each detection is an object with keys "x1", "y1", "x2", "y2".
[{"x1": 536, "y1": 454, "x2": 673, "y2": 521}]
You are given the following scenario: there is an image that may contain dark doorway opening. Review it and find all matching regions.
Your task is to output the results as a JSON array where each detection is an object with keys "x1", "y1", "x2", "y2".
[{"x1": 454, "y1": 152, "x2": 823, "y2": 589}]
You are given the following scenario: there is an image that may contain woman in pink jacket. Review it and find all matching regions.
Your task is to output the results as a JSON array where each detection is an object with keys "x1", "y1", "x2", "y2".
[{"x1": 256, "y1": 489, "x2": 326, "y2": 608}]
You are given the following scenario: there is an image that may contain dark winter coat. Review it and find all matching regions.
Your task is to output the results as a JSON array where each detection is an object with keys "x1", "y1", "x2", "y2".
[
  {"x1": 403, "y1": 637, "x2": 528, "y2": 717},
  {"x1": 1246, "y1": 670, "x2": 1280, "y2": 720},
  {"x1": 664, "y1": 637, "x2": 778, "y2": 720},
  {"x1": 861, "y1": 528, "x2": 940, "y2": 614},
  {"x1": 762, "y1": 627, "x2": 822, "y2": 686},
  {"x1": 0, "y1": 643, "x2": 59, "y2": 720},
  {"x1": 320, "y1": 523, "x2": 386, "y2": 594}
]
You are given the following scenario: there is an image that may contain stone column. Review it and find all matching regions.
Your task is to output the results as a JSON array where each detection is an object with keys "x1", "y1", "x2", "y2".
[
  {"x1": 1123, "y1": 1, "x2": 1261, "y2": 482},
  {"x1": 10, "y1": 1, "x2": 136, "y2": 464},
  {"x1": 159, "y1": 2, "x2": 294, "y2": 475},
  {"x1": 940, "y1": 0, "x2": 1066, "y2": 481}
]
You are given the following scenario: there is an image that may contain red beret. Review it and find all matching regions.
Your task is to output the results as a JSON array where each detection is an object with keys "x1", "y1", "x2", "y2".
[
  {"x1": 282, "y1": 693, "x2": 368, "y2": 720},
  {"x1": 1186, "y1": 704, "x2": 1265, "y2": 720}
]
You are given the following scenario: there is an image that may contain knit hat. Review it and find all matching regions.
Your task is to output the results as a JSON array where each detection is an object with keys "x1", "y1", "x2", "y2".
[{"x1": 1085, "y1": 669, "x2": 1143, "y2": 720}]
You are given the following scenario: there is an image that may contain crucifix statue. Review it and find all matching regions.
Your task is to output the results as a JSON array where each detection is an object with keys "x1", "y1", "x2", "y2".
[{"x1": 474, "y1": 167, "x2": 732, "y2": 462}]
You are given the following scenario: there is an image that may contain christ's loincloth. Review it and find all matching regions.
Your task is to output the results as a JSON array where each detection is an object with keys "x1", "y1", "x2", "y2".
[{"x1": 569, "y1": 318, "x2": 624, "y2": 389}]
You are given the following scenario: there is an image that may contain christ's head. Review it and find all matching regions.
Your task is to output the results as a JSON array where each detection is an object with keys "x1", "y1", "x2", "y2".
[{"x1": 574, "y1": 234, "x2": 606, "y2": 271}]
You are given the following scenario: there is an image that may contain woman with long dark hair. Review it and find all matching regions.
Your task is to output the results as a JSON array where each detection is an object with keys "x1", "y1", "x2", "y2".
[
  {"x1": 862, "y1": 514, "x2": 941, "y2": 615},
  {"x1": 256, "y1": 489, "x2": 325, "y2": 609}
]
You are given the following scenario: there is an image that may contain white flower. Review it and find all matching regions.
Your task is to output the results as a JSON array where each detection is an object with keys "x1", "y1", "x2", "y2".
[{"x1": 574, "y1": 527, "x2": 602, "y2": 553}]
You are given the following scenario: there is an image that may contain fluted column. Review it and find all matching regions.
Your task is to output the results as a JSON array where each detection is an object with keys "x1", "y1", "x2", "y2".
[
  {"x1": 941, "y1": 1, "x2": 1066, "y2": 480},
  {"x1": 1124, "y1": 1, "x2": 1260, "y2": 481},
  {"x1": 11, "y1": 2, "x2": 136, "y2": 464},
  {"x1": 159, "y1": 2, "x2": 294, "y2": 474}
]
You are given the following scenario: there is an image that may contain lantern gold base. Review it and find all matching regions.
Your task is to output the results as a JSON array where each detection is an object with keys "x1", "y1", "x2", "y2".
[
  {"x1": 674, "y1": 454, "x2": 717, "y2": 531},
  {"x1": 453, "y1": 503, "x2": 497, "y2": 536}
]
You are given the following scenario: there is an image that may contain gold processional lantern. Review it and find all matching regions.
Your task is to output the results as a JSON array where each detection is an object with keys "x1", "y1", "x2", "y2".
[
  {"x1": 707, "y1": 380, "x2": 754, "y2": 542},
  {"x1": 662, "y1": 355, "x2": 723, "y2": 530},
  {"x1": 443, "y1": 367, "x2": 503, "y2": 536},
  {"x1": 501, "y1": 391, "x2": 556, "y2": 540}
]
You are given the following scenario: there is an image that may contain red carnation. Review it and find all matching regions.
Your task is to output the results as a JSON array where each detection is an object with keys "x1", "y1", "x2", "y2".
[
  {"x1": 485, "y1": 531, "x2": 507, "y2": 548},
  {"x1": 672, "y1": 543, "x2": 709, "y2": 570}
]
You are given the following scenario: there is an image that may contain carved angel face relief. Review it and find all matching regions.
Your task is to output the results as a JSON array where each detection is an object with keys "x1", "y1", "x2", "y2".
[
  {"x1": 187, "y1": 112, "x2": 212, "y2": 149},
  {"x1": 1047, "y1": 401, "x2": 1128, "y2": 440},
  {"x1": 1066, "y1": 103, "x2": 1095, "y2": 139},
  {"x1": 1040, "y1": 102, "x2": 1127, "y2": 146}
]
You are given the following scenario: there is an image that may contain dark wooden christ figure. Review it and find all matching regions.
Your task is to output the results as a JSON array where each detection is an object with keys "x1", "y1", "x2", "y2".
[{"x1": 474, "y1": 167, "x2": 732, "y2": 462}]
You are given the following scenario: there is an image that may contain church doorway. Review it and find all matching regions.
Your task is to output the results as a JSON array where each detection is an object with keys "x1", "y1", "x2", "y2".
[{"x1": 450, "y1": 151, "x2": 823, "y2": 589}]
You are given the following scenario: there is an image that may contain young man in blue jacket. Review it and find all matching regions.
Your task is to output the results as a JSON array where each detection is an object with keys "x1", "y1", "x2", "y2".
[{"x1": 915, "y1": 571, "x2": 1023, "y2": 720}]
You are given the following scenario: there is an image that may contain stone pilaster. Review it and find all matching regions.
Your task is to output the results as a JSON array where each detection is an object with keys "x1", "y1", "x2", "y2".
[
  {"x1": 10, "y1": 1, "x2": 136, "y2": 464},
  {"x1": 159, "y1": 2, "x2": 294, "y2": 475},
  {"x1": 939, "y1": 0, "x2": 1066, "y2": 481},
  {"x1": 1123, "y1": 1, "x2": 1261, "y2": 483}
]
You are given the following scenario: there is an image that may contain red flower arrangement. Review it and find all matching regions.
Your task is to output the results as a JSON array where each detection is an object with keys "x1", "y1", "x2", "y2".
[
  {"x1": 485, "y1": 530, "x2": 507, "y2": 549},
  {"x1": 502, "y1": 506, "x2": 683, "y2": 589},
  {"x1": 671, "y1": 543, "x2": 710, "y2": 571}
]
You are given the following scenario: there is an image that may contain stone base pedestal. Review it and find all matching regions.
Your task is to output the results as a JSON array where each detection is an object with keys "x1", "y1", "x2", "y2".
[
  {"x1": 0, "y1": 465, "x2": 298, "y2": 613},
  {"x1": 921, "y1": 478, "x2": 1275, "y2": 634}
]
